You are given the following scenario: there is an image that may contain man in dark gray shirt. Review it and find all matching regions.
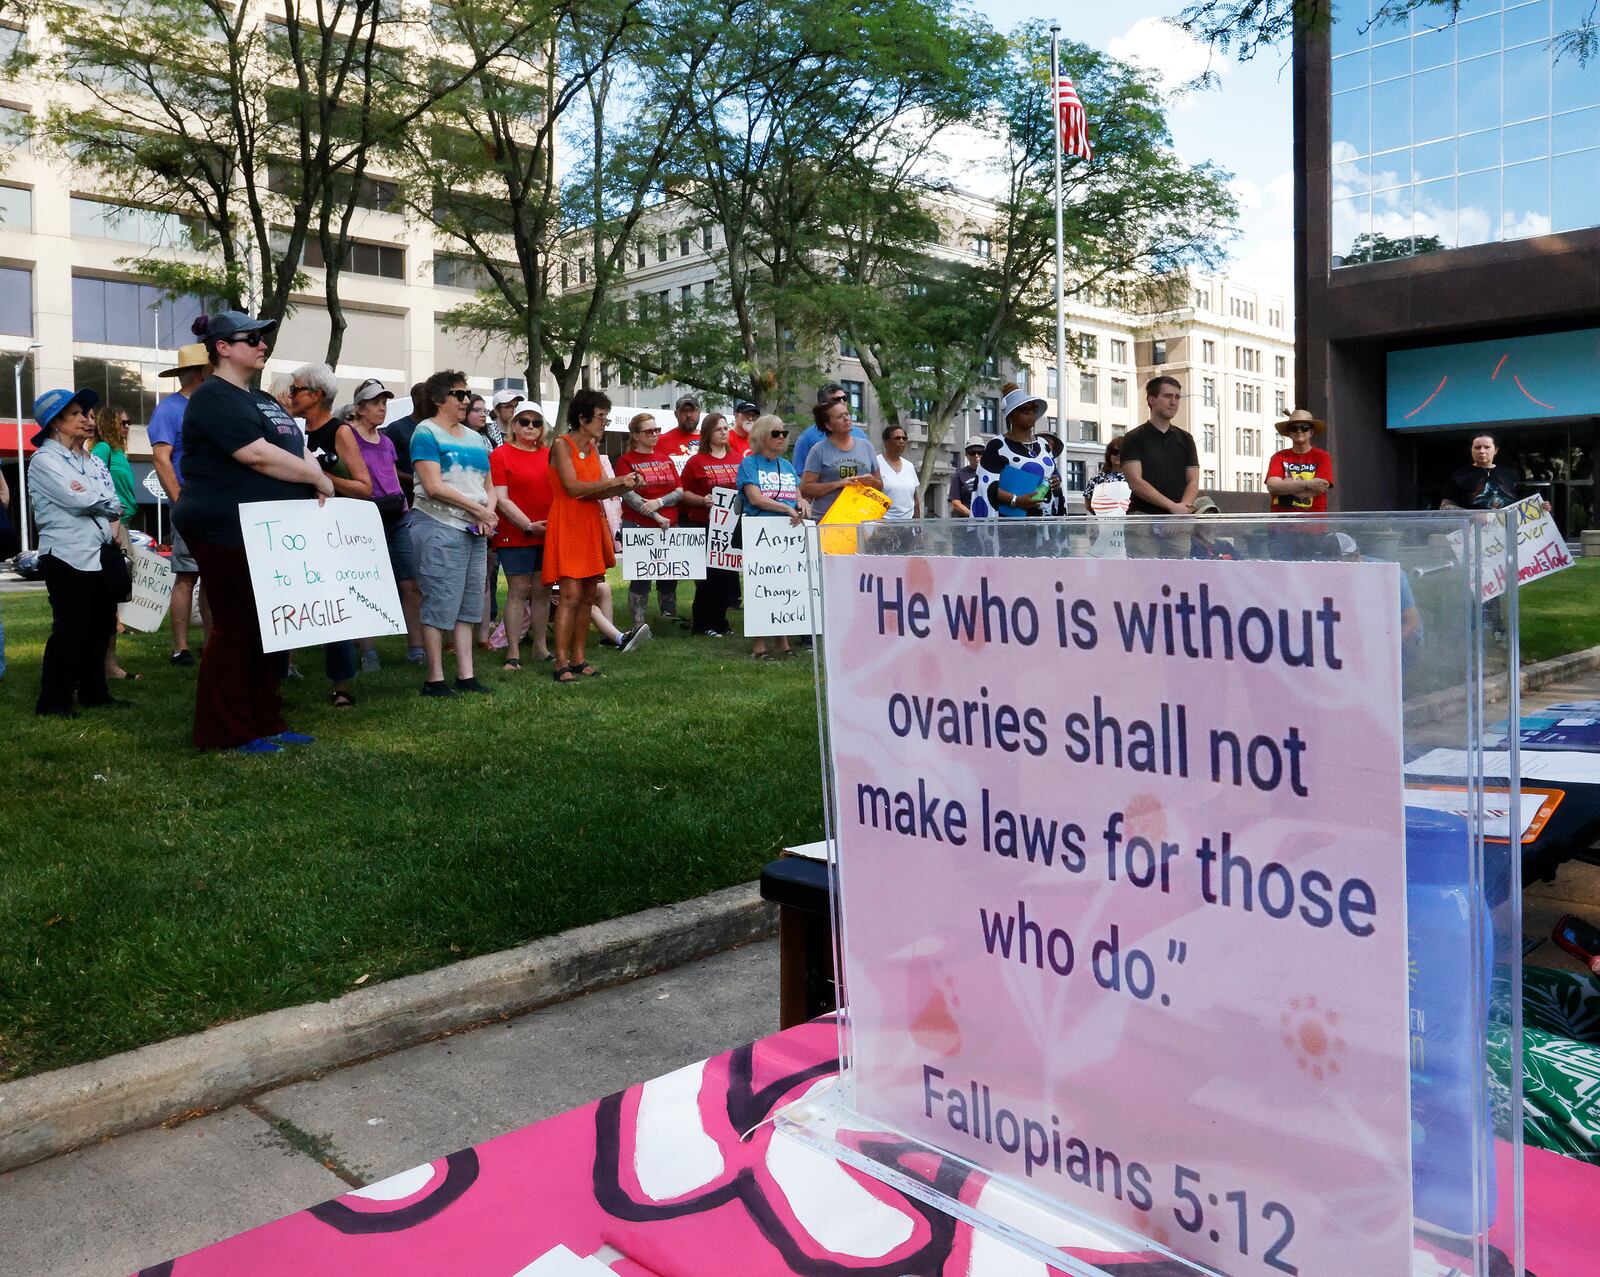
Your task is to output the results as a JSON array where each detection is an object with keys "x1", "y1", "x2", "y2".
[{"x1": 947, "y1": 440, "x2": 984, "y2": 517}]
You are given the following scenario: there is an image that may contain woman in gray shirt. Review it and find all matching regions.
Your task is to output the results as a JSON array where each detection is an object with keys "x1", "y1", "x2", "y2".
[
  {"x1": 27, "y1": 386, "x2": 128, "y2": 717},
  {"x1": 799, "y1": 398, "x2": 882, "y2": 517}
]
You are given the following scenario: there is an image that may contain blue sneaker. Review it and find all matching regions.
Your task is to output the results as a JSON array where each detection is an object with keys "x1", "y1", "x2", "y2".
[
  {"x1": 272, "y1": 730, "x2": 316, "y2": 746},
  {"x1": 235, "y1": 737, "x2": 283, "y2": 754}
]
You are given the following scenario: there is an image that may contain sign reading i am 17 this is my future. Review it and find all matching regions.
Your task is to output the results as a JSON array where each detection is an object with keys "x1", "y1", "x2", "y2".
[
  {"x1": 239, "y1": 499, "x2": 406, "y2": 652},
  {"x1": 821, "y1": 553, "x2": 1416, "y2": 1277}
]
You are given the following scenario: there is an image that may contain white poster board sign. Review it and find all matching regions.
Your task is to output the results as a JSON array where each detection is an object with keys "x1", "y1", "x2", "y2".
[
  {"x1": 741, "y1": 519, "x2": 818, "y2": 636},
  {"x1": 820, "y1": 553, "x2": 1415, "y2": 1277},
  {"x1": 239, "y1": 498, "x2": 406, "y2": 652},
  {"x1": 621, "y1": 527, "x2": 707, "y2": 581},
  {"x1": 117, "y1": 546, "x2": 174, "y2": 632},
  {"x1": 1449, "y1": 494, "x2": 1572, "y2": 600},
  {"x1": 708, "y1": 488, "x2": 741, "y2": 572}
]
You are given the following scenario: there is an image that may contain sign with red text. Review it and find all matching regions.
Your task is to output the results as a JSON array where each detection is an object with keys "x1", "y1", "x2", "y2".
[
  {"x1": 821, "y1": 553, "x2": 1413, "y2": 1277},
  {"x1": 239, "y1": 498, "x2": 405, "y2": 652},
  {"x1": 708, "y1": 487, "x2": 741, "y2": 571},
  {"x1": 1451, "y1": 495, "x2": 1572, "y2": 601}
]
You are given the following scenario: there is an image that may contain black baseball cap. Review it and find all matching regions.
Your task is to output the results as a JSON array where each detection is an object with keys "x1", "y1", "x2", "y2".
[{"x1": 735, "y1": 401, "x2": 758, "y2": 416}]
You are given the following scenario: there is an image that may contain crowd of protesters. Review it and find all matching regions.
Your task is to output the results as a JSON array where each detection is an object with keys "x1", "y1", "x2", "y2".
[{"x1": 12, "y1": 304, "x2": 1527, "y2": 745}]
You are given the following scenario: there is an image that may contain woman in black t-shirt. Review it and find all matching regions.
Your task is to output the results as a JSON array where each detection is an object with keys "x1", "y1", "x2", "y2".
[
  {"x1": 175, "y1": 311, "x2": 333, "y2": 753},
  {"x1": 1440, "y1": 434, "x2": 1520, "y2": 511}
]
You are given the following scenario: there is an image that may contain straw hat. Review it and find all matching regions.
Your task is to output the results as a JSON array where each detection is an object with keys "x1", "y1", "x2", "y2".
[
  {"x1": 1274, "y1": 407, "x2": 1326, "y2": 438},
  {"x1": 159, "y1": 343, "x2": 209, "y2": 378}
]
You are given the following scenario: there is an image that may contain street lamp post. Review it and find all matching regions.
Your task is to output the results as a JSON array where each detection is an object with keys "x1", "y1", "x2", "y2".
[{"x1": 12, "y1": 342, "x2": 41, "y2": 554}]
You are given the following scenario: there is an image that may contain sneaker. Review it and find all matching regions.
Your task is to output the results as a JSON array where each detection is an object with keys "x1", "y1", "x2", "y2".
[
  {"x1": 702, "y1": 629, "x2": 725, "y2": 638},
  {"x1": 454, "y1": 677, "x2": 493, "y2": 695},
  {"x1": 272, "y1": 730, "x2": 316, "y2": 746},
  {"x1": 406, "y1": 647, "x2": 426, "y2": 665},
  {"x1": 420, "y1": 680, "x2": 456, "y2": 698},
  {"x1": 235, "y1": 737, "x2": 282, "y2": 754},
  {"x1": 170, "y1": 649, "x2": 195, "y2": 667},
  {"x1": 359, "y1": 649, "x2": 381, "y2": 673},
  {"x1": 618, "y1": 624, "x2": 652, "y2": 652}
]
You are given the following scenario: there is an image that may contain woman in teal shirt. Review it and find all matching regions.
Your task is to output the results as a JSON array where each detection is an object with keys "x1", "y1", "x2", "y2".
[{"x1": 91, "y1": 404, "x2": 139, "y2": 681}]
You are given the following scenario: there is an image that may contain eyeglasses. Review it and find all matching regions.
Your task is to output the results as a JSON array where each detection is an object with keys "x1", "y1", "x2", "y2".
[
  {"x1": 446, "y1": 389, "x2": 472, "y2": 403},
  {"x1": 224, "y1": 331, "x2": 266, "y2": 347},
  {"x1": 637, "y1": 427, "x2": 661, "y2": 434},
  {"x1": 770, "y1": 430, "x2": 789, "y2": 438}
]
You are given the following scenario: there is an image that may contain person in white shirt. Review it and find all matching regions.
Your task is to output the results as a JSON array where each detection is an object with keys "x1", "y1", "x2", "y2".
[{"x1": 876, "y1": 423, "x2": 920, "y2": 519}]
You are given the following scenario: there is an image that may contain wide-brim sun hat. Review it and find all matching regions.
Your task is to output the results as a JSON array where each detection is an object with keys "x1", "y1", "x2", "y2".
[
  {"x1": 31, "y1": 387, "x2": 100, "y2": 448},
  {"x1": 1274, "y1": 407, "x2": 1327, "y2": 437},
  {"x1": 159, "y1": 343, "x2": 209, "y2": 378},
  {"x1": 999, "y1": 386, "x2": 1049, "y2": 422}
]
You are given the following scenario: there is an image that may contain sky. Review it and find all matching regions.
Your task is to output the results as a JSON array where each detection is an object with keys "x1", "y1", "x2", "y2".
[{"x1": 961, "y1": 1, "x2": 1296, "y2": 296}]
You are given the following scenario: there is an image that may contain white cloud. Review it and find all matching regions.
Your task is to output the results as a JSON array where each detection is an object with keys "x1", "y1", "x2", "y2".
[
  {"x1": 1107, "y1": 17, "x2": 1227, "y2": 101},
  {"x1": 1224, "y1": 168, "x2": 1294, "y2": 294}
]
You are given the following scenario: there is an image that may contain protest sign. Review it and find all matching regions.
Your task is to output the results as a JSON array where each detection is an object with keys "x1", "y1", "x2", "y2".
[
  {"x1": 117, "y1": 546, "x2": 174, "y2": 632},
  {"x1": 742, "y1": 519, "x2": 818, "y2": 636},
  {"x1": 621, "y1": 527, "x2": 707, "y2": 580},
  {"x1": 819, "y1": 481, "x2": 893, "y2": 554},
  {"x1": 708, "y1": 488, "x2": 741, "y2": 571},
  {"x1": 239, "y1": 498, "x2": 406, "y2": 652},
  {"x1": 820, "y1": 553, "x2": 1414, "y2": 1277},
  {"x1": 1449, "y1": 494, "x2": 1571, "y2": 601}
]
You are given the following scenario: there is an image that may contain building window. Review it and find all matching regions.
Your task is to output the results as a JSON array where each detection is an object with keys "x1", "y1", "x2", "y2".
[
  {"x1": 433, "y1": 253, "x2": 493, "y2": 291},
  {"x1": 1275, "y1": 389, "x2": 1288, "y2": 417},
  {"x1": 1202, "y1": 377, "x2": 1216, "y2": 407},
  {"x1": 969, "y1": 234, "x2": 992, "y2": 258},
  {"x1": 1109, "y1": 377, "x2": 1127, "y2": 408},
  {"x1": 1235, "y1": 346, "x2": 1260, "y2": 373},
  {"x1": 656, "y1": 234, "x2": 667, "y2": 263},
  {"x1": 1079, "y1": 372, "x2": 1098, "y2": 404},
  {"x1": 70, "y1": 196, "x2": 200, "y2": 249},
  {"x1": 911, "y1": 397, "x2": 934, "y2": 421},
  {"x1": 1202, "y1": 424, "x2": 1215, "y2": 452},
  {"x1": 702, "y1": 279, "x2": 714, "y2": 302},
  {"x1": 1269, "y1": 308, "x2": 1283, "y2": 329},
  {"x1": 842, "y1": 380, "x2": 865, "y2": 417},
  {"x1": 980, "y1": 354, "x2": 998, "y2": 378},
  {"x1": 0, "y1": 263, "x2": 31, "y2": 336},
  {"x1": 637, "y1": 246, "x2": 646, "y2": 269},
  {"x1": 1203, "y1": 469, "x2": 1216, "y2": 487},
  {"x1": 1152, "y1": 340, "x2": 1167, "y2": 365},
  {"x1": 1109, "y1": 338, "x2": 1128, "y2": 363},
  {"x1": 0, "y1": 182, "x2": 30, "y2": 230},
  {"x1": 1274, "y1": 354, "x2": 1287, "y2": 379},
  {"x1": 1079, "y1": 419, "x2": 1099, "y2": 443},
  {"x1": 1080, "y1": 333, "x2": 1099, "y2": 360},
  {"x1": 0, "y1": 103, "x2": 30, "y2": 154},
  {"x1": 1063, "y1": 459, "x2": 1086, "y2": 490},
  {"x1": 979, "y1": 397, "x2": 998, "y2": 431},
  {"x1": 1193, "y1": 288, "x2": 1210, "y2": 310},
  {"x1": 1234, "y1": 383, "x2": 1260, "y2": 414},
  {"x1": 659, "y1": 289, "x2": 670, "y2": 315},
  {"x1": 71, "y1": 275, "x2": 204, "y2": 347},
  {"x1": 839, "y1": 336, "x2": 858, "y2": 359},
  {"x1": 679, "y1": 230, "x2": 691, "y2": 256},
  {"x1": 578, "y1": 258, "x2": 588, "y2": 284},
  {"x1": 702, "y1": 225, "x2": 713, "y2": 250},
  {"x1": 1047, "y1": 367, "x2": 1059, "y2": 399},
  {"x1": 1202, "y1": 339, "x2": 1216, "y2": 364},
  {"x1": 678, "y1": 284, "x2": 691, "y2": 306},
  {"x1": 1230, "y1": 297, "x2": 1256, "y2": 321}
]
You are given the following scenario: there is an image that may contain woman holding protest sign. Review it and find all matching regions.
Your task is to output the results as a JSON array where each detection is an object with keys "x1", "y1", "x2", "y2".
[
  {"x1": 799, "y1": 398, "x2": 880, "y2": 518},
  {"x1": 543, "y1": 390, "x2": 639, "y2": 683},
  {"x1": 737, "y1": 414, "x2": 811, "y2": 660},
  {"x1": 177, "y1": 311, "x2": 332, "y2": 752},
  {"x1": 615, "y1": 412, "x2": 684, "y2": 630},
  {"x1": 682, "y1": 414, "x2": 742, "y2": 636},
  {"x1": 491, "y1": 401, "x2": 556, "y2": 670},
  {"x1": 409, "y1": 369, "x2": 497, "y2": 698}
]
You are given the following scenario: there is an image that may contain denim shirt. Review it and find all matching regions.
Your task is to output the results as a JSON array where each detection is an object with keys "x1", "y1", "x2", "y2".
[{"x1": 29, "y1": 438, "x2": 121, "y2": 572}]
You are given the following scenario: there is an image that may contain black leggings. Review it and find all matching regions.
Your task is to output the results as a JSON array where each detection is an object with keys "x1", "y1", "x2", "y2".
[
  {"x1": 692, "y1": 568, "x2": 741, "y2": 634},
  {"x1": 37, "y1": 554, "x2": 117, "y2": 714}
]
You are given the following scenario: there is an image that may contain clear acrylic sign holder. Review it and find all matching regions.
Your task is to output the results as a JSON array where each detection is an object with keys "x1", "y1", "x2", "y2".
[{"x1": 782, "y1": 512, "x2": 1525, "y2": 1277}]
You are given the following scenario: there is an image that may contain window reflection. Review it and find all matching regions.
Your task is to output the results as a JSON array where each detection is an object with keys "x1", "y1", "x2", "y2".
[{"x1": 1330, "y1": 1, "x2": 1600, "y2": 267}]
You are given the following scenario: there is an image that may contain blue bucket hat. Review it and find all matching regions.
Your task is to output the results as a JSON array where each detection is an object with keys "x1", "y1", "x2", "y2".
[{"x1": 31, "y1": 387, "x2": 100, "y2": 448}]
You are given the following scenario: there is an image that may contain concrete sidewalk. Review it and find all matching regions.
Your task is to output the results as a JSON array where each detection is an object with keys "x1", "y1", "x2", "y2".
[{"x1": 0, "y1": 941, "x2": 779, "y2": 1277}]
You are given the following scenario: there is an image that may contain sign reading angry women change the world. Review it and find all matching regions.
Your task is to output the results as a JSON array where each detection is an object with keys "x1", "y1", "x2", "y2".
[
  {"x1": 821, "y1": 553, "x2": 1414, "y2": 1277},
  {"x1": 742, "y1": 519, "x2": 819, "y2": 636},
  {"x1": 239, "y1": 498, "x2": 406, "y2": 652}
]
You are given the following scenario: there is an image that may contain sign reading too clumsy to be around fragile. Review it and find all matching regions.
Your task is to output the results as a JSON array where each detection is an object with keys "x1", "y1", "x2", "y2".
[{"x1": 239, "y1": 498, "x2": 406, "y2": 652}]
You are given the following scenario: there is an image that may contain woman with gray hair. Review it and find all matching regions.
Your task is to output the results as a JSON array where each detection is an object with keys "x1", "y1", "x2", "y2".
[{"x1": 288, "y1": 363, "x2": 372, "y2": 708}]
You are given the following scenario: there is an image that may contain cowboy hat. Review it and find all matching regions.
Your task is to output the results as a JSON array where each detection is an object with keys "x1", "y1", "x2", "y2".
[{"x1": 1274, "y1": 408, "x2": 1326, "y2": 437}]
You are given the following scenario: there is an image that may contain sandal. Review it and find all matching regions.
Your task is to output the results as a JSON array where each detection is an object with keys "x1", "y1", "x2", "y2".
[
  {"x1": 572, "y1": 662, "x2": 603, "y2": 678},
  {"x1": 554, "y1": 665, "x2": 578, "y2": 684},
  {"x1": 752, "y1": 651, "x2": 774, "y2": 661},
  {"x1": 330, "y1": 689, "x2": 356, "y2": 709},
  {"x1": 503, "y1": 658, "x2": 522, "y2": 671}
]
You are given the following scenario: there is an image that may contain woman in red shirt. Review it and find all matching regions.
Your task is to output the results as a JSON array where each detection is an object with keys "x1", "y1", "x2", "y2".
[
  {"x1": 614, "y1": 412, "x2": 685, "y2": 630},
  {"x1": 489, "y1": 401, "x2": 554, "y2": 669},
  {"x1": 681, "y1": 414, "x2": 743, "y2": 636}
]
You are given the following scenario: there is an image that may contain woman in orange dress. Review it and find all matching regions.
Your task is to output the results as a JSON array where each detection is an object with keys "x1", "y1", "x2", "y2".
[{"x1": 543, "y1": 389, "x2": 639, "y2": 682}]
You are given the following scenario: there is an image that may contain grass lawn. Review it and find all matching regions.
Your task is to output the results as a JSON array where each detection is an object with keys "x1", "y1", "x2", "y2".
[
  {"x1": 0, "y1": 577, "x2": 822, "y2": 1081},
  {"x1": 1519, "y1": 559, "x2": 1600, "y2": 665}
]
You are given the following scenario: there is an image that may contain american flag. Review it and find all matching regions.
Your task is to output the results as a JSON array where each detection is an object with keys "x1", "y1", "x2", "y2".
[{"x1": 1056, "y1": 74, "x2": 1093, "y2": 161}]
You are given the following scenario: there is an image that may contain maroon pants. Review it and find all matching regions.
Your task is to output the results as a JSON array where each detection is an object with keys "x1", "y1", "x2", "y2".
[{"x1": 188, "y1": 538, "x2": 286, "y2": 749}]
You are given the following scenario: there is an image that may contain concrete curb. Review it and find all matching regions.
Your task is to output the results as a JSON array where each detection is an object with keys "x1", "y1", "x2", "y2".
[
  {"x1": 0, "y1": 882, "x2": 776, "y2": 1174},
  {"x1": 1405, "y1": 643, "x2": 1600, "y2": 725}
]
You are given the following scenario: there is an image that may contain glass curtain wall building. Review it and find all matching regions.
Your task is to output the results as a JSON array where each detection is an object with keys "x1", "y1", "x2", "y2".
[{"x1": 1295, "y1": 1, "x2": 1600, "y2": 531}]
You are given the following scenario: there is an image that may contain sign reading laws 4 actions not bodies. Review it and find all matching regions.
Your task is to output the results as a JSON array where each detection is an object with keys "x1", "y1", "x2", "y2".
[
  {"x1": 117, "y1": 546, "x2": 174, "y2": 632},
  {"x1": 742, "y1": 520, "x2": 820, "y2": 636},
  {"x1": 821, "y1": 554, "x2": 1413, "y2": 1277},
  {"x1": 240, "y1": 498, "x2": 406, "y2": 652},
  {"x1": 621, "y1": 527, "x2": 707, "y2": 581}
]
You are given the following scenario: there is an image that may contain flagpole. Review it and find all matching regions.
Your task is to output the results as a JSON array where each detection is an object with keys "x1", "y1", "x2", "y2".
[{"x1": 1050, "y1": 23, "x2": 1069, "y2": 457}]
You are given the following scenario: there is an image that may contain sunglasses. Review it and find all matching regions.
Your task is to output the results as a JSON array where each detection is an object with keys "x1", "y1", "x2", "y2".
[
  {"x1": 637, "y1": 427, "x2": 661, "y2": 434},
  {"x1": 223, "y1": 331, "x2": 266, "y2": 347},
  {"x1": 289, "y1": 384, "x2": 313, "y2": 397},
  {"x1": 1286, "y1": 425, "x2": 1313, "y2": 433},
  {"x1": 516, "y1": 418, "x2": 544, "y2": 428},
  {"x1": 770, "y1": 430, "x2": 789, "y2": 438},
  {"x1": 446, "y1": 389, "x2": 472, "y2": 403}
]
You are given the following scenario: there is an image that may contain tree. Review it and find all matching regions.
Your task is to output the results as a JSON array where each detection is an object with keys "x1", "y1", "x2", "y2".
[
  {"x1": 1178, "y1": 0, "x2": 1596, "y2": 65},
  {"x1": 809, "y1": 24, "x2": 1239, "y2": 497},
  {"x1": 10, "y1": 0, "x2": 552, "y2": 363},
  {"x1": 1337, "y1": 231, "x2": 1446, "y2": 264}
]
